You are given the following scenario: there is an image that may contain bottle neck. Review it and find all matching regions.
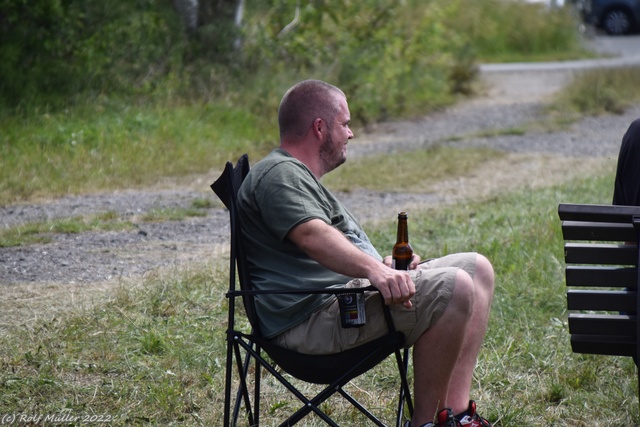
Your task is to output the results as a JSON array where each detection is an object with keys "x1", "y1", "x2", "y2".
[{"x1": 396, "y1": 217, "x2": 409, "y2": 244}]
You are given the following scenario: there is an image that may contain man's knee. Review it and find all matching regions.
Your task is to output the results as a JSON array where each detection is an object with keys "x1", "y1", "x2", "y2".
[
  {"x1": 452, "y1": 270, "x2": 475, "y2": 315},
  {"x1": 474, "y1": 254, "x2": 495, "y2": 292}
]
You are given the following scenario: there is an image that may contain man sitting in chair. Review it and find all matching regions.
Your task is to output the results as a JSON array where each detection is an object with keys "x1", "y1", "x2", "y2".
[{"x1": 237, "y1": 79, "x2": 495, "y2": 427}]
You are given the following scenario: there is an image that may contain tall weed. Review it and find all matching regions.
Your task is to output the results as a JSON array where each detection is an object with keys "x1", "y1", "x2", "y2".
[
  {"x1": 552, "y1": 66, "x2": 640, "y2": 116},
  {"x1": 448, "y1": 0, "x2": 586, "y2": 62},
  {"x1": 0, "y1": 101, "x2": 276, "y2": 204}
]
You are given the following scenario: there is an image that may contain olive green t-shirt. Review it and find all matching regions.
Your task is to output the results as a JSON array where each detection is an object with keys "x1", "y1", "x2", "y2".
[{"x1": 237, "y1": 148, "x2": 382, "y2": 338}]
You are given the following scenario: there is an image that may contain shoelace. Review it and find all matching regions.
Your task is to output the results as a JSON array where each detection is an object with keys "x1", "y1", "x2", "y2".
[{"x1": 457, "y1": 414, "x2": 492, "y2": 427}]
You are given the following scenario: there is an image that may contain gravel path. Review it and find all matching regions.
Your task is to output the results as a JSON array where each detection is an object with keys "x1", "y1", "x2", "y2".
[{"x1": 2, "y1": 35, "x2": 640, "y2": 292}]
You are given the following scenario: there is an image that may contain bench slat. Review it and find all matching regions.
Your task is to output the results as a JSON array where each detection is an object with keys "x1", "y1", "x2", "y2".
[
  {"x1": 565, "y1": 266, "x2": 638, "y2": 288},
  {"x1": 568, "y1": 313, "x2": 636, "y2": 336},
  {"x1": 559, "y1": 203, "x2": 640, "y2": 223},
  {"x1": 564, "y1": 243, "x2": 638, "y2": 265},
  {"x1": 561, "y1": 220, "x2": 636, "y2": 242},
  {"x1": 567, "y1": 290, "x2": 636, "y2": 312},
  {"x1": 571, "y1": 334, "x2": 636, "y2": 357}
]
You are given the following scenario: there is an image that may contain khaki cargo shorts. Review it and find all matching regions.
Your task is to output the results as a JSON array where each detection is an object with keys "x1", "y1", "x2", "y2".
[{"x1": 272, "y1": 252, "x2": 477, "y2": 355}]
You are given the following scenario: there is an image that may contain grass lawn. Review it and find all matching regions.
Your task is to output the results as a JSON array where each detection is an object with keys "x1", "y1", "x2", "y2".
[{"x1": 1, "y1": 166, "x2": 637, "y2": 426}]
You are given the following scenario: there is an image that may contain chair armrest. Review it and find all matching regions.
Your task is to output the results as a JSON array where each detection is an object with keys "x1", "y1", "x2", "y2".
[
  {"x1": 228, "y1": 285, "x2": 398, "y2": 333},
  {"x1": 227, "y1": 285, "x2": 376, "y2": 297}
]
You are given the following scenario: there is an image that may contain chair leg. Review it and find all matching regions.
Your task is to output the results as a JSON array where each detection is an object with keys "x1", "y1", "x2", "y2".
[
  {"x1": 337, "y1": 388, "x2": 387, "y2": 427},
  {"x1": 395, "y1": 348, "x2": 413, "y2": 427},
  {"x1": 223, "y1": 338, "x2": 234, "y2": 427},
  {"x1": 254, "y1": 343, "x2": 261, "y2": 427},
  {"x1": 232, "y1": 335, "x2": 412, "y2": 426},
  {"x1": 234, "y1": 339, "x2": 340, "y2": 426},
  {"x1": 232, "y1": 340, "x2": 256, "y2": 426},
  {"x1": 282, "y1": 348, "x2": 404, "y2": 427}
]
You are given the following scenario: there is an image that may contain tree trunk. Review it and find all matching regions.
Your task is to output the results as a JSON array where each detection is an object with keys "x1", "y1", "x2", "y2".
[{"x1": 173, "y1": 0, "x2": 199, "y2": 32}]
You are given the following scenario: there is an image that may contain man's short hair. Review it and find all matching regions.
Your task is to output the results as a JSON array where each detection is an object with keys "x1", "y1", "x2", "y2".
[{"x1": 278, "y1": 80, "x2": 346, "y2": 140}]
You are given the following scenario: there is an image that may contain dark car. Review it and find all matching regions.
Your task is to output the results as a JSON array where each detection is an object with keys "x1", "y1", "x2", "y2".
[{"x1": 582, "y1": 0, "x2": 640, "y2": 34}]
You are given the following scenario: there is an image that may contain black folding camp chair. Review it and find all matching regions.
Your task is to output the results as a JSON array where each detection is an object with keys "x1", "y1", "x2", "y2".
[{"x1": 211, "y1": 154, "x2": 414, "y2": 426}]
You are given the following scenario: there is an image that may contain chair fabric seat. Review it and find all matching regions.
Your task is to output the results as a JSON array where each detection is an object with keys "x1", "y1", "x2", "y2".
[{"x1": 257, "y1": 331, "x2": 406, "y2": 384}]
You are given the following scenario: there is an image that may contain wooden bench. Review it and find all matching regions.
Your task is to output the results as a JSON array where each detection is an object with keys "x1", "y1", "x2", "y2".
[{"x1": 558, "y1": 203, "x2": 640, "y2": 394}]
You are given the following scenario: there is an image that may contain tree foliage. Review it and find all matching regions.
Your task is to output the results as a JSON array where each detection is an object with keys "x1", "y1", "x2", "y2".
[
  {"x1": 0, "y1": 0, "x2": 582, "y2": 122},
  {"x1": 0, "y1": 1, "x2": 182, "y2": 104},
  {"x1": 237, "y1": 0, "x2": 475, "y2": 121}
]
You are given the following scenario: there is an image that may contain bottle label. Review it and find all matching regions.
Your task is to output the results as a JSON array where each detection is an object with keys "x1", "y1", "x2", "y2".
[
  {"x1": 392, "y1": 258, "x2": 410, "y2": 271},
  {"x1": 337, "y1": 292, "x2": 366, "y2": 328}
]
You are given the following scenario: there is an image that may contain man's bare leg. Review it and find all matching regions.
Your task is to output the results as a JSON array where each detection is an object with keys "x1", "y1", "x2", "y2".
[
  {"x1": 446, "y1": 254, "x2": 495, "y2": 414},
  {"x1": 411, "y1": 270, "x2": 475, "y2": 426}
]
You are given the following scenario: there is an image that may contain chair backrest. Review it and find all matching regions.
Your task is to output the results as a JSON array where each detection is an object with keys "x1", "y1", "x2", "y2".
[
  {"x1": 558, "y1": 203, "x2": 640, "y2": 358},
  {"x1": 210, "y1": 154, "x2": 264, "y2": 336}
]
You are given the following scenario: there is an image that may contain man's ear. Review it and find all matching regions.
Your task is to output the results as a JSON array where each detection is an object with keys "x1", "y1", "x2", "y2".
[{"x1": 312, "y1": 117, "x2": 324, "y2": 139}]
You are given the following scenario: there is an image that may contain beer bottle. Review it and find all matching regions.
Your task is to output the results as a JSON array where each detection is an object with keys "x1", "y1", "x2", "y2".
[{"x1": 392, "y1": 211, "x2": 413, "y2": 270}]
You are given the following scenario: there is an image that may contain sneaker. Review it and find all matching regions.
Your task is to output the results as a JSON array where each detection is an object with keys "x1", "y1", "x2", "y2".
[
  {"x1": 454, "y1": 400, "x2": 492, "y2": 427},
  {"x1": 404, "y1": 421, "x2": 435, "y2": 427},
  {"x1": 435, "y1": 408, "x2": 456, "y2": 427},
  {"x1": 405, "y1": 402, "x2": 490, "y2": 427},
  {"x1": 403, "y1": 421, "x2": 435, "y2": 427}
]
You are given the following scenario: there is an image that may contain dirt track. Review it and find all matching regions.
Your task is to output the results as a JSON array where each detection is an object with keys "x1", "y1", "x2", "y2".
[{"x1": 1, "y1": 34, "x2": 640, "y2": 326}]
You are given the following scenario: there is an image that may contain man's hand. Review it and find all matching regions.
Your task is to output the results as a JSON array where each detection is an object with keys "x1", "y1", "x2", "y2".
[
  {"x1": 382, "y1": 254, "x2": 421, "y2": 270},
  {"x1": 368, "y1": 265, "x2": 416, "y2": 308}
]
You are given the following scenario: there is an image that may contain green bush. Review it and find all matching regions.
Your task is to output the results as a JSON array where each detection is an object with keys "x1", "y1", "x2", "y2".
[
  {"x1": 238, "y1": 1, "x2": 473, "y2": 122},
  {"x1": 0, "y1": 0, "x2": 186, "y2": 107},
  {"x1": 0, "y1": 0, "x2": 585, "y2": 118}
]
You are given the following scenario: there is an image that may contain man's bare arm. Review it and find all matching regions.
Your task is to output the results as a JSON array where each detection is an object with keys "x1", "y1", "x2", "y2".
[{"x1": 287, "y1": 218, "x2": 415, "y2": 307}]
